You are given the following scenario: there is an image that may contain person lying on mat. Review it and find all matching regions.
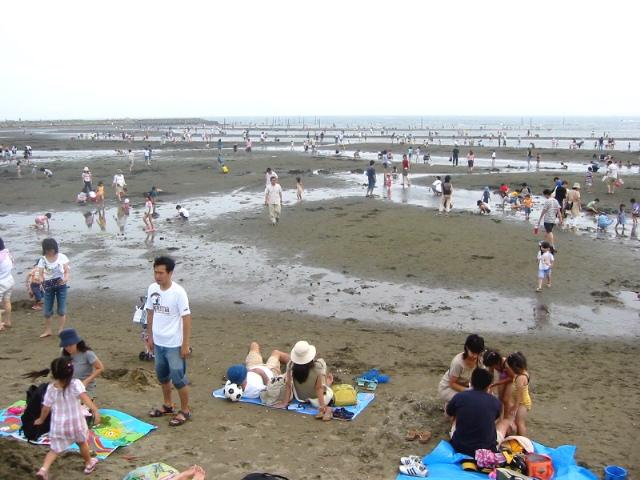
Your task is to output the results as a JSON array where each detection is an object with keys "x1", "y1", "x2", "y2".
[
  {"x1": 226, "y1": 342, "x2": 290, "y2": 398},
  {"x1": 446, "y1": 368, "x2": 511, "y2": 457},
  {"x1": 273, "y1": 340, "x2": 335, "y2": 421}
]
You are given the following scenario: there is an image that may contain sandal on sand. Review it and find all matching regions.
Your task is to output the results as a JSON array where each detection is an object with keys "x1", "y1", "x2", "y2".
[
  {"x1": 84, "y1": 457, "x2": 98, "y2": 474},
  {"x1": 148, "y1": 404, "x2": 175, "y2": 417},
  {"x1": 36, "y1": 468, "x2": 49, "y2": 480},
  {"x1": 169, "y1": 410, "x2": 192, "y2": 426},
  {"x1": 406, "y1": 430, "x2": 419, "y2": 441},
  {"x1": 417, "y1": 431, "x2": 432, "y2": 444}
]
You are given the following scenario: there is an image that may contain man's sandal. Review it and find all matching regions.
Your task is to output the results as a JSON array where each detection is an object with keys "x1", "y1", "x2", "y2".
[
  {"x1": 169, "y1": 410, "x2": 192, "y2": 427},
  {"x1": 148, "y1": 404, "x2": 175, "y2": 417}
]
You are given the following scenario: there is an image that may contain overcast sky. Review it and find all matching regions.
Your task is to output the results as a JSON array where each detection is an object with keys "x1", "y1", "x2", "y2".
[{"x1": 2, "y1": 0, "x2": 638, "y2": 120}]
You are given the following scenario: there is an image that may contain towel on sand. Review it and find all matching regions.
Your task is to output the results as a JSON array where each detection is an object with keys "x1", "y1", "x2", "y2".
[
  {"x1": 0, "y1": 401, "x2": 156, "y2": 460},
  {"x1": 212, "y1": 388, "x2": 374, "y2": 421}
]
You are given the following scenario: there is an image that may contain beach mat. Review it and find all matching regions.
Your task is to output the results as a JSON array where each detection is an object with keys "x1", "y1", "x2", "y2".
[
  {"x1": 0, "y1": 400, "x2": 156, "y2": 460},
  {"x1": 396, "y1": 440, "x2": 598, "y2": 480},
  {"x1": 212, "y1": 388, "x2": 374, "y2": 420}
]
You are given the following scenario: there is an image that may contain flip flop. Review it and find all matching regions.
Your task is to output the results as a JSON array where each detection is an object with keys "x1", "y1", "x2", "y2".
[
  {"x1": 406, "y1": 430, "x2": 419, "y2": 441},
  {"x1": 418, "y1": 431, "x2": 432, "y2": 444},
  {"x1": 169, "y1": 410, "x2": 191, "y2": 426},
  {"x1": 148, "y1": 404, "x2": 175, "y2": 417},
  {"x1": 83, "y1": 457, "x2": 98, "y2": 474},
  {"x1": 39, "y1": 332, "x2": 52, "y2": 338}
]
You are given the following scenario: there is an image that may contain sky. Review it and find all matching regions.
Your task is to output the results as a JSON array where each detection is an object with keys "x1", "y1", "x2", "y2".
[{"x1": 2, "y1": 0, "x2": 638, "y2": 120}]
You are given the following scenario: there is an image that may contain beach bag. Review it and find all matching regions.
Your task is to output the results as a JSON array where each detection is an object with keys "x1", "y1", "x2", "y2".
[
  {"x1": 21, "y1": 383, "x2": 50, "y2": 442},
  {"x1": 122, "y1": 462, "x2": 180, "y2": 480},
  {"x1": 242, "y1": 474, "x2": 289, "y2": 480},
  {"x1": 614, "y1": 178, "x2": 623, "y2": 187},
  {"x1": 332, "y1": 384, "x2": 357, "y2": 407},
  {"x1": 259, "y1": 375, "x2": 287, "y2": 406}
]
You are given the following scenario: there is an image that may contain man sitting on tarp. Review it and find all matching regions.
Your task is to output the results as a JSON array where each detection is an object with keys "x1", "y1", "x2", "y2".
[{"x1": 446, "y1": 368, "x2": 511, "y2": 457}]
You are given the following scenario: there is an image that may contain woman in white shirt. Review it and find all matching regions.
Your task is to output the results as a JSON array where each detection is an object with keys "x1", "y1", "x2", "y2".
[
  {"x1": 37, "y1": 238, "x2": 70, "y2": 338},
  {"x1": 0, "y1": 237, "x2": 15, "y2": 330}
]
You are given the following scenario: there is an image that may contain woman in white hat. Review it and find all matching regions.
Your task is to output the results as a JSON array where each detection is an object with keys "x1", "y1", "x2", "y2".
[
  {"x1": 276, "y1": 340, "x2": 334, "y2": 420},
  {"x1": 566, "y1": 183, "x2": 582, "y2": 220}
]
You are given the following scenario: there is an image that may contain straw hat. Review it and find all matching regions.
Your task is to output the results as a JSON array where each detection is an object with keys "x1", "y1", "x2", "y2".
[
  {"x1": 83, "y1": 166, "x2": 89, "y2": 172},
  {"x1": 290, "y1": 340, "x2": 316, "y2": 365},
  {"x1": 573, "y1": 183, "x2": 581, "y2": 189}
]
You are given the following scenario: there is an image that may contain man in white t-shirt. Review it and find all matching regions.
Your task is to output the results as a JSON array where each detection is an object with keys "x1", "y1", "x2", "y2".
[
  {"x1": 226, "y1": 342, "x2": 290, "y2": 399},
  {"x1": 145, "y1": 256, "x2": 192, "y2": 426},
  {"x1": 264, "y1": 175, "x2": 283, "y2": 225},
  {"x1": 536, "y1": 189, "x2": 563, "y2": 248}
]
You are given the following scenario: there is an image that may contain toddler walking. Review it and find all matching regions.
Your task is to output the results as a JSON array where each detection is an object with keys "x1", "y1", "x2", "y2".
[
  {"x1": 34, "y1": 357, "x2": 101, "y2": 479},
  {"x1": 536, "y1": 241, "x2": 554, "y2": 292}
]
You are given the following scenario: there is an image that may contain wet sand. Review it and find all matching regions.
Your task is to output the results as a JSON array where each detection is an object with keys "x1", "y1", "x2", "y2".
[{"x1": 1, "y1": 132, "x2": 639, "y2": 479}]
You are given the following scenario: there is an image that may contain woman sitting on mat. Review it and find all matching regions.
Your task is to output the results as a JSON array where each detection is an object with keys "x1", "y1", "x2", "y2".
[
  {"x1": 274, "y1": 340, "x2": 334, "y2": 421},
  {"x1": 438, "y1": 334, "x2": 485, "y2": 406}
]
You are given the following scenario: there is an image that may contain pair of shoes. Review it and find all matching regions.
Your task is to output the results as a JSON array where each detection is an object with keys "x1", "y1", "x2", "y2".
[
  {"x1": 360, "y1": 369, "x2": 390, "y2": 384},
  {"x1": 332, "y1": 407, "x2": 354, "y2": 420},
  {"x1": 398, "y1": 460, "x2": 428, "y2": 477},
  {"x1": 406, "y1": 430, "x2": 431, "y2": 444},
  {"x1": 84, "y1": 457, "x2": 98, "y2": 474},
  {"x1": 169, "y1": 410, "x2": 192, "y2": 426}
]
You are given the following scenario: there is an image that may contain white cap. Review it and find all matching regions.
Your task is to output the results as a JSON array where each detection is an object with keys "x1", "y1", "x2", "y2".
[{"x1": 124, "y1": 198, "x2": 130, "y2": 203}]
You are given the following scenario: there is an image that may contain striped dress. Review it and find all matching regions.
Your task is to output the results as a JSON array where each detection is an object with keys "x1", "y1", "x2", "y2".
[{"x1": 43, "y1": 379, "x2": 89, "y2": 453}]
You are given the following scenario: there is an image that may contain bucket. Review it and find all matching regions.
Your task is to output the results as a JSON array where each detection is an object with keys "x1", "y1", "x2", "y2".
[
  {"x1": 525, "y1": 453, "x2": 554, "y2": 480},
  {"x1": 604, "y1": 465, "x2": 628, "y2": 480}
]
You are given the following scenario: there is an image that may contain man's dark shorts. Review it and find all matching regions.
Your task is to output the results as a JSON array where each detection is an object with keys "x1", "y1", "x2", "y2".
[{"x1": 543, "y1": 222, "x2": 555, "y2": 233}]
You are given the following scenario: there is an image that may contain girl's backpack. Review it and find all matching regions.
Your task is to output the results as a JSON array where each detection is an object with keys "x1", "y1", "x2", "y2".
[{"x1": 21, "y1": 383, "x2": 50, "y2": 442}]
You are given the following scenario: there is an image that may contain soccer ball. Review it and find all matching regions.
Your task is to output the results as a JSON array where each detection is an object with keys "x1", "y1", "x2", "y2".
[{"x1": 224, "y1": 381, "x2": 243, "y2": 402}]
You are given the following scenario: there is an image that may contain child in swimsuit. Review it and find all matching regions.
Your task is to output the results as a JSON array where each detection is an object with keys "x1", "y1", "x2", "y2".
[{"x1": 506, "y1": 352, "x2": 532, "y2": 436}]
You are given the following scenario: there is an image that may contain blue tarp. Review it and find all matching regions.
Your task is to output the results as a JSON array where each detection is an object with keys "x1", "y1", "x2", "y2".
[
  {"x1": 212, "y1": 388, "x2": 374, "y2": 421},
  {"x1": 396, "y1": 440, "x2": 598, "y2": 480}
]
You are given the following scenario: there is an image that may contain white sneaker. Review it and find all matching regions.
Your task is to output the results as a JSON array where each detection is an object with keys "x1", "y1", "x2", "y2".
[
  {"x1": 398, "y1": 463, "x2": 428, "y2": 477},
  {"x1": 399, "y1": 455, "x2": 423, "y2": 466}
]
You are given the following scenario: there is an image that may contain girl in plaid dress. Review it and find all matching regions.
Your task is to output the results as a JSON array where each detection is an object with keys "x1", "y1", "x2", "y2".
[{"x1": 34, "y1": 357, "x2": 101, "y2": 479}]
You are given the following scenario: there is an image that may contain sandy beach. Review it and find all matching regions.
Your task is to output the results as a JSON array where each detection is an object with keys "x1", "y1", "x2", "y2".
[{"x1": 1, "y1": 128, "x2": 639, "y2": 479}]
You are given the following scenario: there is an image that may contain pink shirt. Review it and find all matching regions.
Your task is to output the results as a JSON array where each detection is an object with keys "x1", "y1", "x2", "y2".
[{"x1": 43, "y1": 379, "x2": 89, "y2": 453}]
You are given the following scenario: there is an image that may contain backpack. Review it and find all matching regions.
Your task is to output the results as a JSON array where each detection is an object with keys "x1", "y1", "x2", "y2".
[
  {"x1": 242, "y1": 475, "x2": 289, "y2": 480},
  {"x1": 21, "y1": 383, "x2": 50, "y2": 442}
]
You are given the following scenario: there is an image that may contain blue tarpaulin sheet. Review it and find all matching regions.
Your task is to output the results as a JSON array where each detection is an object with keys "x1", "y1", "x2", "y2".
[{"x1": 396, "y1": 440, "x2": 598, "y2": 480}]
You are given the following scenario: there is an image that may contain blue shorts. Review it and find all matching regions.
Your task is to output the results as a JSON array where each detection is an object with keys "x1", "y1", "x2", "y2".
[
  {"x1": 43, "y1": 284, "x2": 68, "y2": 317},
  {"x1": 31, "y1": 283, "x2": 43, "y2": 302},
  {"x1": 524, "y1": 207, "x2": 531, "y2": 215},
  {"x1": 154, "y1": 345, "x2": 189, "y2": 389},
  {"x1": 538, "y1": 268, "x2": 552, "y2": 279}
]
